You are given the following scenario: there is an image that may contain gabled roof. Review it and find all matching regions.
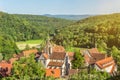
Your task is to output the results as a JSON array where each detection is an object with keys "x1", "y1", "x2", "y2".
[
  {"x1": 88, "y1": 48, "x2": 99, "y2": 54},
  {"x1": 48, "y1": 61, "x2": 63, "y2": 67},
  {"x1": 22, "y1": 49, "x2": 38, "y2": 57},
  {"x1": 95, "y1": 57, "x2": 115, "y2": 69},
  {"x1": 50, "y1": 52, "x2": 66, "y2": 60},
  {"x1": 0, "y1": 60, "x2": 12, "y2": 77},
  {"x1": 84, "y1": 53, "x2": 105, "y2": 64},
  {"x1": 52, "y1": 45, "x2": 65, "y2": 53},
  {"x1": 84, "y1": 48, "x2": 106, "y2": 65},
  {"x1": 46, "y1": 69, "x2": 61, "y2": 78}
]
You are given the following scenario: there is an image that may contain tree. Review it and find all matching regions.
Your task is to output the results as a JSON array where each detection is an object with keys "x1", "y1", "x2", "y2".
[
  {"x1": 72, "y1": 49, "x2": 84, "y2": 69},
  {"x1": 2, "y1": 54, "x2": 45, "y2": 80},
  {"x1": 25, "y1": 44, "x2": 30, "y2": 50},
  {"x1": 0, "y1": 53, "x2": 3, "y2": 61},
  {"x1": 69, "y1": 69, "x2": 111, "y2": 80}
]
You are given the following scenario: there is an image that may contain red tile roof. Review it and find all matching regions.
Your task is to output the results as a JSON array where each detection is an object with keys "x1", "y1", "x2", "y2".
[
  {"x1": 96, "y1": 57, "x2": 115, "y2": 69},
  {"x1": 9, "y1": 58, "x2": 18, "y2": 64},
  {"x1": 42, "y1": 53, "x2": 49, "y2": 59},
  {"x1": 67, "y1": 52, "x2": 74, "y2": 61},
  {"x1": 0, "y1": 60, "x2": 12, "y2": 77},
  {"x1": 84, "y1": 48, "x2": 106, "y2": 65},
  {"x1": 68, "y1": 52, "x2": 74, "y2": 57},
  {"x1": 88, "y1": 48, "x2": 99, "y2": 54},
  {"x1": 50, "y1": 52, "x2": 66, "y2": 60},
  {"x1": 48, "y1": 61, "x2": 63, "y2": 67},
  {"x1": 52, "y1": 45, "x2": 65, "y2": 53},
  {"x1": 46, "y1": 69, "x2": 61, "y2": 78},
  {"x1": 84, "y1": 53, "x2": 105, "y2": 64},
  {"x1": 22, "y1": 49, "x2": 38, "y2": 57}
]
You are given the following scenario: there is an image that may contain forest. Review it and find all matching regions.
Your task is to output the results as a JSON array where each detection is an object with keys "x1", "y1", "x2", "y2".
[
  {"x1": 0, "y1": 12, "x2": 73, "y2": 60},
  {"x1": 0, "y1": 11, "x2": 120, "y2": 79}
]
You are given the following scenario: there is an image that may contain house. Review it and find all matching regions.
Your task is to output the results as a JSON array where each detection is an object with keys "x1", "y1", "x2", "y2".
[
  {"x1": 39, "y1": 40, "x2": 72, "y2": 77},
  {"x1": 39, "y1": 53, "x2": 49, "y2": 67},
  {"x1": 0, "y1": 60, "x2": 12, "y2": 77},
  {"x1": 95, "y1": 57, "x2": 117, "y2": 76},
  {"x1": 22, "y1": 49, "x2": 38, "y2": 57},
  {"x1": 83, "y1": 48, "x2": 106, "y2": 66},
  {"x1": 83, "y1": 48, "x2": 117, "y2": 75}
]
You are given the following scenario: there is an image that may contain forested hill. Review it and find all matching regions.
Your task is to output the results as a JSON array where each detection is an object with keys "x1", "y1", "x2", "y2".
[
  {"x1": 0, "y1": 12, "x2": 73, "y2": 59},
  {"x1": 52, "y1": 13, "x2": 120, "y2": 48},
  {"x1": 0, "y1": 12, "x2": 74, "y2": 41}
]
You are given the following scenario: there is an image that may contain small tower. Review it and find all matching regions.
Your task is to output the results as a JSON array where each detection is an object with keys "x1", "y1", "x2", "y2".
[{"x1": 44, "y1": 35, "x2": 52, "y2": 55}]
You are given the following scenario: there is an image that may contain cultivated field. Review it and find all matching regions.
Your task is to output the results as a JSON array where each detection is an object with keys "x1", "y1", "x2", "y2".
[{"x1": 16, "y1": 39, "x2": 44, "y2": 50}]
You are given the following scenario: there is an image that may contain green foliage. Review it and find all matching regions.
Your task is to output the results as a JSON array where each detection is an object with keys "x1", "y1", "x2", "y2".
[
  {"x1": 0, "y1": 12, "x2": 73, "y2": 42},
  {"x1": 2, "y1": 54, "x2": 45, "y2": 80},
  {"x1": 69, "y1": 69, "x2": 110, "y2": 80},
  {"x1": 24, "y1": 44, "x2": 30, "y2": 50},
  {"x1": 72, "y1": 49, "x2": 84, "y2": 69},
  {"x1": 110, "y1": 46, "x2": 120, "y2": 71},
  {"x1": 52, "y1": 13, "x2": 120, "y2": 48},
  {"x1": 0, "y1": 53, "x2": 3, "y2": 61},
  {"x1": 0, "y1": 34, "x2": 19, "y2": 60}
]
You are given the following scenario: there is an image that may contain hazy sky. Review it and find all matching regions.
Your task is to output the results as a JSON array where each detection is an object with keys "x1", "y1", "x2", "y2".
[{"x1": 0, "y1": 0, "x2": 120, "y2": 15}]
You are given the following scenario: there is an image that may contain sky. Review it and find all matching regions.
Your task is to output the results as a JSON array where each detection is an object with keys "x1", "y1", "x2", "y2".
[{"x1": 0, "y1": 0, "x2": 120, "y2": 15}]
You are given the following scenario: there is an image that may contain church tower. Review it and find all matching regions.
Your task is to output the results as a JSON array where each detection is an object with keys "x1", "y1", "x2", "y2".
[{"x1": 44, "y1": 36, "x2": 52, "y2": 55}]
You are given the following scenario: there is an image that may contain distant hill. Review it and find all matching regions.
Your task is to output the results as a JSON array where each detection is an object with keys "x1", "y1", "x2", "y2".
[
  {"x1": 52, "y1": 13, "x2": 120, "y2": 48},
  {"x1": 44, "y1": 14, "x2": 93, "y2": 20}
]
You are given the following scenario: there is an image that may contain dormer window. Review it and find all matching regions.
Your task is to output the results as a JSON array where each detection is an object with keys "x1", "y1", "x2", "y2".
[{"x1": 51, "y1": 70, "x2": 55, "y2": 74}]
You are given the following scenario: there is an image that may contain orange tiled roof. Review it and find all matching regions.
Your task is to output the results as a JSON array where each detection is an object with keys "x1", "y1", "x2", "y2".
[
  {"x1": 84, "y1": 53, "x2": 105, "y2": 65},
  {"x1": 46, "y1": 69, "x2": 61, "y2": 78},
  {"x1": 52, "y1": 45, "x2": 65, "y2": 53},
  {"x1": 84, "y1": 48, "x2": 106, "y2": 65},
  {"x1": 50, "y1": 52, "x2": 66, "y2": 60},
  {"x1": 96, "y1": 57, "x2": 115, "y2": 69},
  {"x1": 43, "y1": 53, "x2": 49, "y2": 59},
  {"x1": 9, "y1": 58, "x2": 18, "y2": 64},
  {"x1": 68, "y1": 52, "x2": 74, "y2": 57},
  {"x1": 48, "y1": 61, "x2": 63, "y2": 67},
  {"x1": 22, "y1": 49, "x2": 38, "y2": 57},
  {"x1": 88, "y1": 48, "x2": 99, "y2": 54},
  {"x1": 67, "y1": 52, "x2": 74, "y2": 61},
  {"x1": 0, "y1": 60, "x2": 12, "y2": 76}
]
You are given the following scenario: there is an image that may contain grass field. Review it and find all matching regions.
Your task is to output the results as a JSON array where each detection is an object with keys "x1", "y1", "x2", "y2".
[{"x1": 16, "y1": 39, "x2": 44, "y2": 50}]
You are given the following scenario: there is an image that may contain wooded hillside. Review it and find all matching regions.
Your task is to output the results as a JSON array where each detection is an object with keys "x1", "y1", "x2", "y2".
[{"x1": 53, "y1": 13, "x2": 120, "y2": 48}]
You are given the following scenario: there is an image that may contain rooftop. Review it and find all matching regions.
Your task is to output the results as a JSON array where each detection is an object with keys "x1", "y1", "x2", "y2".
[
  {"x1": 48, "y1": 61, "x2": 63, "y2": 67},
  {"x1": 88, "y1": 48, "x2": 99, "y2": 54},
  {"x1": 0, "y1": 60, "x2": 12, "y2": 77},
  {"x1": 22, "y1": 49, "x2": 38, "y2": 57},
  {"x1": 52, "y1": 45, "x2": 65, "y2": 53},
  {"x1": 46, "y1": 69, "x2": 61, "y2": 78},
  {"x1": 50, "y1": 52, "x2": 66, "y2": 60},
  {"x1": 43, "y1": 53, "x2": 49, "y2": 59},
  {"x1": 96, "y1": 57, "x2": 115, "y2": 69}
]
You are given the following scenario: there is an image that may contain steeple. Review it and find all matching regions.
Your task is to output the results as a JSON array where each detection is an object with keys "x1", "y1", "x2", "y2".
[{"x1": 44, "y1": 35, "x2": 52, "y2": 55}]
